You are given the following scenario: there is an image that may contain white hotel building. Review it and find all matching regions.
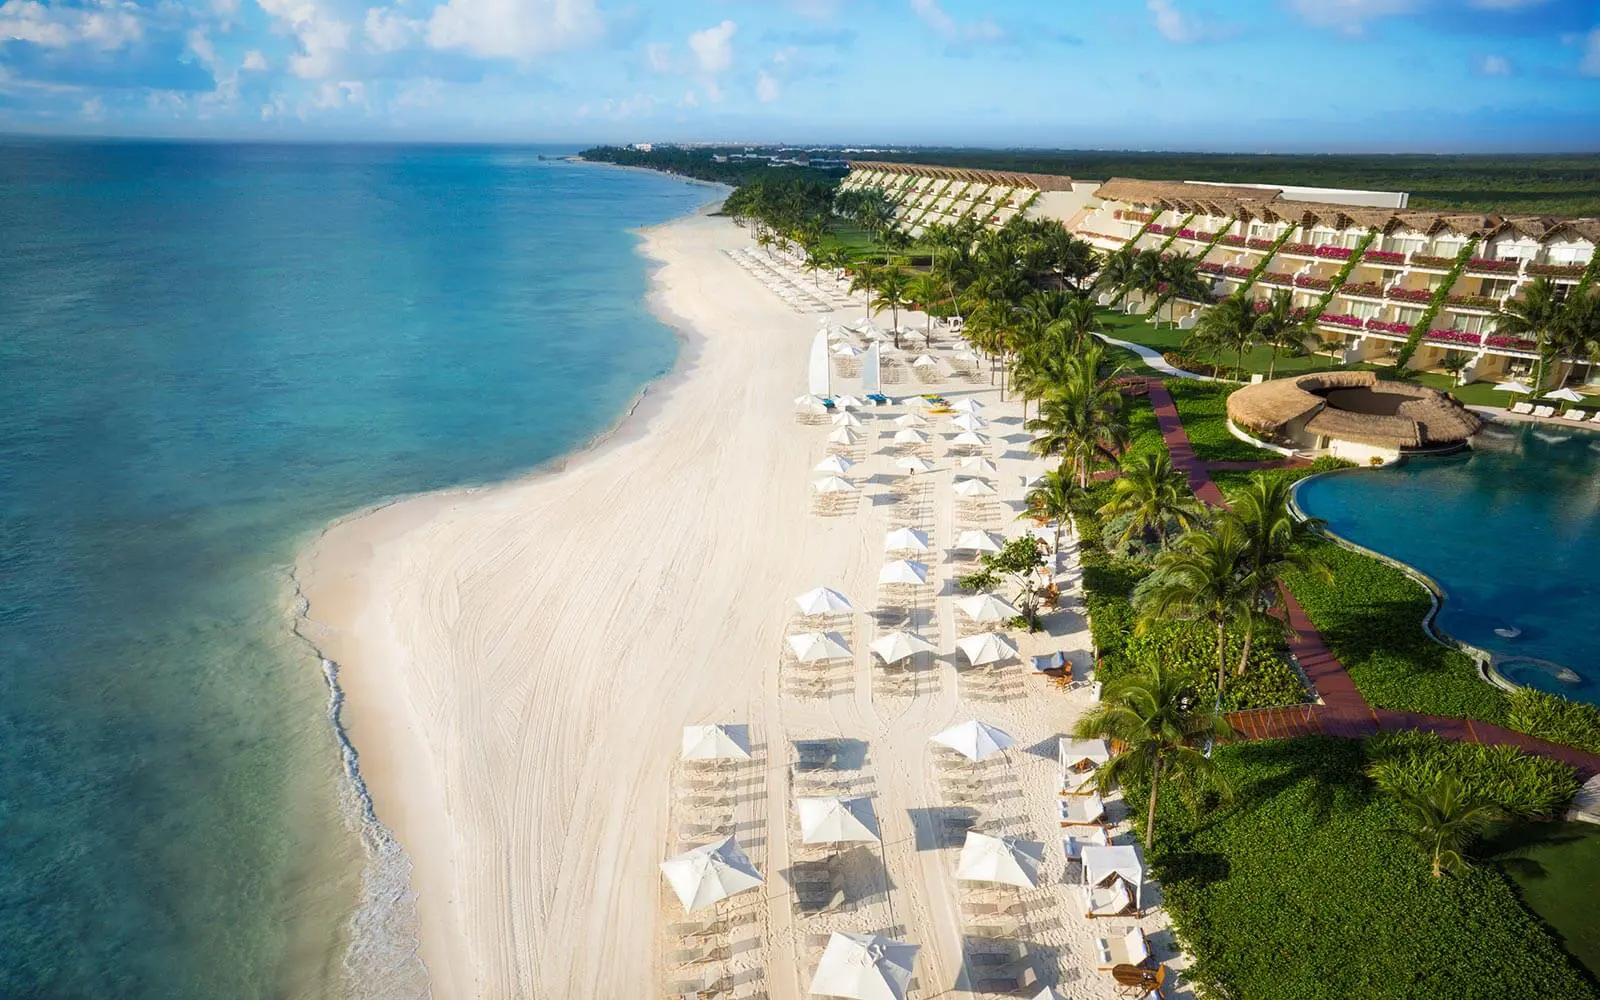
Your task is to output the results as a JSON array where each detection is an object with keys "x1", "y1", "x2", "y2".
[{"x1": 840, "y1": 163, "x2": 1600, "y2": 389}]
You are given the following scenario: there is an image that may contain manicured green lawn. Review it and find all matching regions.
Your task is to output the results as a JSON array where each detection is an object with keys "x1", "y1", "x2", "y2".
[
  {"x1": 1153, "y1": 737, "x2": 1597, "y2": 1000},
  {"x1": 819, "y1": 224, "x2": 933, "y2": 262},
  {"x1": 1486, "y1": 822, "x2": 1600, "y2": 979},
  {"x1": 1163, "y1": 379, "x2": 1280, "y2": 462}
]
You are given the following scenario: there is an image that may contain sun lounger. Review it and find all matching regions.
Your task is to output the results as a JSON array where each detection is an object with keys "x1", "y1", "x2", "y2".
[
  {"x1": 1532, "y1": 405, "x2": 1556, "y2": 418},
  {"x1": 1059, "y1": 794, "x2": 1106, "y2": 826},
  {"x1": 1510, "y1": 402, "x2": 1534, "y2": 415},
  {"x1": 1062, "y1": 827, "x2": 1110, "y2": 860},
  {"x1": 1081, "y1": 880, "x2": 1134, "y2": 919},
  {"x1": 1030, "y1": 651, "x2": 1066, "y2": 674},
  {"x1": 1061, "y1": 769, "x2": 1099, "y2": 796},
  {"x1": 1095, "y1": 927, "x2": 1151, "y2": 971},
  {"x1": 667, "y1": 945, "x2": 730, "y2": 967}
]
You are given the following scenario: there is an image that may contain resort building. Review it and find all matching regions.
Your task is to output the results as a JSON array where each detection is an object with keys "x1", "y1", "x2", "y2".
[{"x1": 842, "y1": 164, "x2": 1600, "y2": 392}]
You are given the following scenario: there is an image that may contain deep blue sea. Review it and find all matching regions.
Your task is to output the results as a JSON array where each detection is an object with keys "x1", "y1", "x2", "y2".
[
  {"x1": 1296, "y1": 423, "x2": 1600, "y2": 703},
  {"x1": 0, "y1": 141, "x2": 710, "y2": 999}
]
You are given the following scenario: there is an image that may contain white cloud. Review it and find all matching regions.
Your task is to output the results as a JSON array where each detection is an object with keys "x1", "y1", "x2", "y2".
[
  {"x1": 0, "y1": 0, "x2": 143, "y2": 51},
  {"x1": 80, "y1": 96, "x2": 104, "y2": 120},
  {"x1": 1582, "y1": 27, "x2": 1600, "y2": 77},
  {"x1": 756, "y1": 70, "x2": 779, "y2": 102},
  {"x1": 910, "y1": 0, "x2": 1004, "y2": 46},
  {"x1": 1288, "y1": 0, "x2": 1416, "y2": 34},
  {"x1": 314, "y1": 79, "x2": 366, "y2": 108},
  {"x1": 242, "y1": 49, "x2": 267, "y2": 71},
  {"x1": 645, "y1": 40, "x2": 672, "y2": 72},
  {"x1": 1476, "y1": 53, "x2": 1511, "y2": 75},
  {"x1": 256, "y1": 0, "x2": 351, "y2": 78},
  {"x1": 1147, "y1": 0, "x2": 1197, "y2": 43},
  {"x1": 188, "y1": 27, "x2": 221, "y2": 74},
  {"x1": 680, "y1": 88, "x2": 698, "y2": 108},
  {"x1": 688, "y1": 19, "x2": 735, "y2": 74},
  {"x1": 364, "y1": 6, "x2": 421, "y2": 52},
  {"x1": 426, "y1": 0, "x2": 604, "y2": 60}
]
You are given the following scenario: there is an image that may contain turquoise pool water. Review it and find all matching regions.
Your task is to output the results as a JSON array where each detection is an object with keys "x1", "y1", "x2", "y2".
[
  {"x1": 0, "y1": 141, "x2": 711, "y2": 998},
  {"x1": 1296, "y1": 422, "x2": 1600, "y2": 704}
]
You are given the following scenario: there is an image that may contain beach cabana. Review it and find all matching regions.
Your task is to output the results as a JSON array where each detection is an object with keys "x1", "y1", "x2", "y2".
[
  {"x1": 788, "y1": 631, "x2": 852, "y2": 662},
  {"x1": 811, "y1": 932, "x2": 919, "y2": 1000},
  {"x1": 930, "y1": 719, "x2": 1014, "y2": 761},
  {"x1": 953, "y1": 529, "x2": 1005, "y2": 553},
  {"x1": 959, "y1": 457, "x2": 998, "y2": 476},
  {"x1": 955, "y1": 832, "x2": 1042, "y2": 889},
  {"x1": 793, "y1": 587, "x2": 853, "y2": 616},
  {"x1": 832, "y1": 411, "x2": 864, "y2": 428},
  {"x1": 814, "y1": 455, "x2": 855, "y2": 475},
  {"x1": 1060, "y1": 794, "x2": 1106, "y2": 826},
  {"x1": 797, "y1": 796, "x2": 880, "y2": 844},
  {"x1": 1081, "y1": 845, "x2": 1145, "y2": 911},
  {"x1": 681, "y1": 724, "x2": 752, "y2": 761},
  {"x1": 661, "y1": 835, "x2": 764, "y2": 912},
  {"x1": 878, "y1": 560, "x2": 929, "y2": 585},
  {"x1": 893, "y1": 413, "x2": 928, "y2": 428},
  {"x1": 894, "y1": 456, "x2": 933, "y2": 474},
  {"x1": 958, "y1": 593, "x2": 1019, "y2": 622},
  {"x1": 956, "y1": 632, "x2": 1018, "y2": 667},
  {"x1": 1059, "y1": 737, "x2": 1111, "y2": 772},
  {"x1": 883, "y1": 527, "x2": 930, "y2": 552},
  {"x1": 813, "y1": 476, "x2": 857, "y2": 495},
  {"x1": 827, "y1": 427, "x2": 861, "y2": 446},
  {"x1": 952, "y1": 478, "x2": 996, "y2": 498},
  {"x1": 893, "y1": 428, "x2": 929, "y2": 446},
  {"x1": 869, "y1": 630, "x2": 936, "y2": 664},
  {"x1": 1062, "y1": 826, "x2": 1109, "y2": 861}
]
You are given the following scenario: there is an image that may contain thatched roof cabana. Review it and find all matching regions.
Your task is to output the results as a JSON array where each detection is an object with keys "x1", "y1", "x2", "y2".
[{"x1": 1227, "y1": 371, "x2": 1481, "y2": 451}]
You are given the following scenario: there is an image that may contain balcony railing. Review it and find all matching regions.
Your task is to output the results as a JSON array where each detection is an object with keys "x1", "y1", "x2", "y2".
[
  {"x1": 1277, "y1": 241, "x2": 1317, "y2": 257},
  {"x1": 1340, "y1": 281, "x2": 1383, "y2": 299},
  {"x1": 1247, "y1": 237, "x2": 1277, "y2": 251},
  {"x1": 1295, "y1": 274, "x2": 1333, "y2": 291},
  {"x1": 1364, "y1": 250, "x2": 1406, "y2": 266},
  {"x1": 1365, "y1": 319, "x2": 1412, "y2": 336},
  {"x1": 1259, "y1": 271, "x2": 1295, "y2": 287},
  {"x1": 1464, "y1": 257, "x2": 1520, "y2": 275},
  {"x1": 1222, "y1": 264, "x2": 1253, "y2": 279},
  {"x1": 1526, "y1": 262, "x2": 1586, "y2": 279},
  {"x1": 1410, "y1": 254, "x2": 1455, "y2": 270},
  {"x1": 1386, "y1": 286, "x2": 1433, "y2": 304},
  {"x1": 1197, "y1": 261, "x2": 1225, "y2": 275},
  {"x1": 1319, "y1": 313, "x2": 1364, "y2": 330},
  {"x1": 1218, "y1": 235, "x2": 1245, "y2": 247},
  {"x1": 1445, "y1": 293, "x2": 1500, "y2": 311}
]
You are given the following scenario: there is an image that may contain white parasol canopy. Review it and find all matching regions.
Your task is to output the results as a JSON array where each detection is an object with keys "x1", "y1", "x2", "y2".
[
  {"x1": 661, "y1": 836, "x2": 765, "y2": 912},
  {"x1": 883, "y1": 527, "x2": 930, "y2": 552},
  {"x1": 1081, "y1": 845, "x2": 1145, "y2": 910},
  {"x1": 813, "y1": 476, "x2": 857, "y2": 494},
  {"x1": 1544, "y1": 387, "x2": 1585, "y2": 403},
  {"x1": 832, "y1": 343, "x2": 863, "y2": 357},
  {"x1": 796, "y1": 796, "x2": 880, "y2": 844},
  {"x1": 795, "y1": 394, "x2": 830, "y2": 413},
  {"x1": 1059, "y1": 737, "x2": 1111, "y2": 771},
  {"x1": 1493, "y1": 380, "x2": 1534, "y2": 395},
  {"x1": 958, "y1": 593, "x2": 1020, "y2": 621},
  {"x1": 833, "y1": 411, "x2": 864, "y2": 428},
  {"x1": 681, "y1": 723, "x2": 752, "y2": 761},
  {"x1": 815, "y1": 455, "x2": 855, "y2": 474},
  {"x1": 894, "y1": 413, "x2": 929, "y2": 428},
  {"x1": 827, "y1": 427, "x2": 861, "y2": 445},
  {"x1": 956, "y1": 831, "x2": 1042, "y2": 888},
  {"x1": 952, "y1": 398, "x2": 985, "y2": 414},
  {"x1": 951, "y1": 413, "x2": 988, "y2": 432},
  {"x1": 810, "y1": 932, "x2": 919, "y2": 1000},
  {"x1": 788, "y1": 631, "x2": 852, "y2": 662},
  {"x1": 956, "y1": 632, "x2": 1019, "y2": 666},
  {"x1": 835, "y1": 395, "x2": 865, "y2": 409},
  {"x1": 930, "y1": 719, "x2": 1014, "y2": 761},
  {"x1": 895, "y1": 456, "x2": 933, "y2": 474},
  {"x1": 869, "y1": 630, "x2": 936, "y2": 664},
  {"x1": 893, "y1": 428, "x2": 929, "y2": 445},
  {"x1": 878, "y1": 560, "x2": 929, "y2": 585},
  {"x1": 953, "y1": 477, "x2": 997, "y2": 497},
  {"x1": 793, "y1": 587, "x2": 853, "y2": 616},
  {"x1": 959, "y1": 457, "x2": 998, "y2": 476},
  {"x1": 954, "y1": 529, "x2": 1005, "y2": 553},
  {"x1": 951, "y1": 431, "x2": 990, "y2": 448},
  {"x1": 911, "y1": 354, "x2": 940, "y2": 368}
]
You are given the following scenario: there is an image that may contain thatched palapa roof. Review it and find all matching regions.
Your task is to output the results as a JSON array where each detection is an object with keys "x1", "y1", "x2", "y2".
[
  {"x1": 1226, "y1": 371, "x2": 1482, "y2": 450},
  {"x1": 845, "y1": 161, "x2": 1075, "y2": 191}
]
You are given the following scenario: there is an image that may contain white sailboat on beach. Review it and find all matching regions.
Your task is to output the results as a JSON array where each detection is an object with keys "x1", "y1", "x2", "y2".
[
  {"x1": 808, "y1": 330, "x2": 831, "y2": 399},
  {"x1": 860, "y1": 342, "x2": 881, "y2": 398}
]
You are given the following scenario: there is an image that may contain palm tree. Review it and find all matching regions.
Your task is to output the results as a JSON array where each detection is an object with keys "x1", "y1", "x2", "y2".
[
  {"x1": 872, "y1": 267, "x2": 913, "y2": 347},
  {"x1": 849, "y1": 263, "x2": 882, "y2": 318},
  {"x1": 1493, "y1": 276, "x2": 1568, "y2": 390},
  {"x1": 1253, "y1": 290, "x2": 1310, "y2": 379},
  {"x1": 1145, "y1": 254, "x2": 1210, "y2": 324},
  {"x1": 1072, "y1": 660, "x2": 1232, "y2": 849},
  {"x1": 1027, "y1": 345, "x2": 1129, "y2": 486},
  {"x1": 1058, "y1": 295, "x2": 1102, "y2": 350},
  {"x1": 1021, "y1": 466, "x2": 1079, "y2": 568},
  {"x1": 907, "y1": 271, "x2": 944, "y2": 340},
  {"x1": 1097, "y1": 452, "x2": 1207, "y2": 551},
  {"x1": 1138, "y1": 517, "x2": 1257, "y2": 694},
  {"x1": 1387, "y1": 775, "x2": 1501, "y2": 878},
  {"x1": 1226, "y1": 475, "x2": 1331, "y2": 677},
  {"x1": 1097, "y1": 248, "x2": 1137, "y2": 306},
  {"x1": 1190, "y1": 295, "x2": 1258, "y2": 379}
]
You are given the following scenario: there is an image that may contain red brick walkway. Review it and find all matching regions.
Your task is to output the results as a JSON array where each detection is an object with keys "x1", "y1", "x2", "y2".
[{"x1": 1145, "y1": 378, "x2": 1600, "y2": 779}]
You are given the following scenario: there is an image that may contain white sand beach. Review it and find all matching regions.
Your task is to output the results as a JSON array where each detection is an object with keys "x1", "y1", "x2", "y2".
[{"x1": 295, "y1": 210, "x2": 1187, "y2": 999}]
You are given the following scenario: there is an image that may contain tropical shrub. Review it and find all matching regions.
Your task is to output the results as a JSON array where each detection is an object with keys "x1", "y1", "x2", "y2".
[
  {"x1": 1118, "y1": 620, "x2": 1308, "y2": 711},
  {"x1": 1506, "y1": 688, "x2": 1600, "y2": 755},
  {"x1": 1366, "y1": 731, "x2": 1578, "y2": 819}
]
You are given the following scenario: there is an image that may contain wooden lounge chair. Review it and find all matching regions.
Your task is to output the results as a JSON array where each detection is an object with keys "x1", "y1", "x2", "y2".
[
  {"x1": 1059, "y1": 794, "x2": 1106, "y2": 826},
  {"x1": 1062, "y1": 827, "x2": 1110, "y2": 861},
  {"x1": 1081, "y1": 879, "x2": 1135, "y2": 919},
  {"x1": 1112, "y1": 963, "x2": 1166, "y2": 998},
  {"x1": 1095, "y1": 927, "x2": 1151, "y2": 971}
]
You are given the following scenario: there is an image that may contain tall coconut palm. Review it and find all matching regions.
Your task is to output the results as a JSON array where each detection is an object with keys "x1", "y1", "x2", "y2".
[
  {"x1": 1253, "y1": 290, "x2": 1311, "y2": 379},
  {"x1": 849, "y1": 262, "x2": 882, "y2": 319},
  {"x1": 964, "y1": 297, "x2": 1017, "y2": 394},
  {"x1": 1190, "y1": 294, "x2": 1258, "y2": 379},
  {"x1": 1145, "y1": 254, "x2": 1210, "y2": 324},
  {"x1": 1097, "y1": 452, "x2": 1207, "y2": 551},
  {"x1": 871, "y1": 267, "x2": 912, "y2": 347},
  {"x1": 1027, "y1": 345, "x2": 1129, "y2": 486},
  {"x1": 1097, "y1": 248, "x2": 1138, "y2": 306},
  {"x1": 1072, "y1": 660, "x2": 1232, "y2": 849},
  {"x1": 1020, "y1": 465, "x2": 1079, "y2": 566},
  {"x1": 1058, "y1": 295, "x2": 1102, "y2": 350},
  {"x1": 1386, "y1": 774, "x2": 1501, "y2": 878},
  {"x1": 1138, "y1": 517, "x2": 1257, "y2": 694},
  {"x1": 907, "y1": 271, "x2": 945, "y2": 340},
  {"x1": 1493, "y1": 276, "x2": 1569, "y2": 390},
  {"x1": 1227, "y1": 475, "x2": 1331, "y2": 677}
]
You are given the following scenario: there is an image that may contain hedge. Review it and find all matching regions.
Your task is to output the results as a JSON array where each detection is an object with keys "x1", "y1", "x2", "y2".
[{"x1": 1151, "y1": 736, "x2": 1597, "y2": 1000}]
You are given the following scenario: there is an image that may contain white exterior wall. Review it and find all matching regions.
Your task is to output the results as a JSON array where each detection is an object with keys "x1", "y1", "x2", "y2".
[
  {"x1": 1027, "y1": 188, "x2": 1097, "y2": 225},
  {"x1": 1184, "y1": 180, "x2": 1408, "y2": 209},
  {"x1": 1325, "y1": 439, "x2": 1402, "y2": 466}
]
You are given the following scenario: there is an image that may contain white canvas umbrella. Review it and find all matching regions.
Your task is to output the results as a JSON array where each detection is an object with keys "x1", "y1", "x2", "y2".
[
  {"x1": 878, "y1": 560, "x2": 929, "y2": 585},
  {"x1": 893, "y1": 413, "x2": 928, "y2": 428},
  {"x1": 956, "y1": 831, "x2": 1042, "y2": 888},
  {"x1": 811, "y1": 932, "x2": 919, "y2": 1000},
  {"x1": 951, "y1": 413, "x2": 988, "y2": 432},
  {"x1": 952, "y1": 398, "x2": 985, "y2": 414},
  {"x1": 883, "y1": 527, "x2": 930, "y2": 552},
  {"x1": 796, "y1": 796, "x2": 880, "y2": 844},
  {"x1": 911, "y1": 354, "x2": 940, "y2": 368},
  {"x1": 815, "y1": 455, "x2": 855, "y2": 475},
  {"x1": 793, "y1": 587, "x2": 853, "y2": 616},
  {"x1": 869, "y1": 630, "x2": 936, "y2": 664},
  {"x1": 827, "y1": 427, "x2": 861, "y2": 446},
  {"x1": 682, "y1": 724, "x2": 752, "y2": 761},
  {"x1": 795, "y1": 394, "x2": 830, "y2": 413},
  {"x1": 930, "y1": 719, "x2": 1014, "y2": 761},
  {"x1": 959, "y1": 457, "x2": 998, "y2": 476},
  {"x1": 1058, "y1": 737, "x2": 1111, "y2": 771},
  {"x1": 832, "y1": 343, "x2": 863, "y2": 357},
  {"x1": 788, "y1": 631, "x2": 852, "y2": 662},
  {"x1": 833, "y1": 411, "x2": 864, "y2": 427},
  {"x1": 660, "y1": 836, "x2": 764, "y2": 912},
  {"x1": 954, "y1": 529, "x2": 1005, "y2": 553},
  {"x1": 951, "y1": 431, "x2": 990, "y2": 448},
  {"x1": 959, "y1": 593, "x2": 1020, "y2": 622},
  {"x1": 1021, "y1": 472, "x2": 1045, "y2": 489},
  {"x1": 1544, "y1": 387, "x2": 1585, "y2": 403},
  {"x1": 894, "y1": 456, "x2": 933, "y2": 474},
  {"x1": 953, "y1": 477, "x2": 997, "y2": 497},
  {"x1": 813, "y1": 476, "x2": 857, "y2": 494},
  {"x1": 893, "y1": 428, "x2": 929, "y2": 445},
  {"x1": 956, "y1": 632, "x2": 1018, "y2": 666},
  {"x1": 1493, "y1": 379, "x2": 1534, "y2": 395},
  {"x1": 835, "y1": 394, "x2": 865, "y2": 409}
]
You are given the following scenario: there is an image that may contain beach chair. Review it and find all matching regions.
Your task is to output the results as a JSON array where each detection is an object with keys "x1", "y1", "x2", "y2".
[
  {"x1": 1061, "y1": 768, "x2": 1100, "y2": 796},
  {"x1": 667, "y1": 944, "x2": 730, "y2": 967},
  {"x1": 1095, "y1": 928, "x2": 1152, "y2": 971},
  {"x1": 1532, "y1": 405, "x2": 1556, "y2": 418},
  {"x1": 1510, "y1": 402, "x2": 1534, "y2": 415},
  {"x1": 1060, "y1": 794, "x2": 1106, "y2": 826},
  {"x1": 1063, "y1": 827, "x2": 1110, "y2": 862}
]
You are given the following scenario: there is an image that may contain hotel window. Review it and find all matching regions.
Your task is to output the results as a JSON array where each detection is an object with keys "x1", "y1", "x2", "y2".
[
  {"x1": 1547, "y1": 246, "x2": 1586, "y2": 265},
  {"x1": 1391, "y1": 236, "x2": 1424, "y2": 255},
  {"x1": 1434, "y1": 238, "x2": 1465, "y2": 258},
  {"x1": 1352, "y1": 301, "x2": 1380, "y2": 320},
  {"x1": 1454, "y1": 315, "x2": 1488, "y2": 334},
  {"x1": 1480, "y1": 279, "x2": 1514, "y2": 298},
  {"x1": 1397, "y1": 307, "x2": 1423, "y2": 325},
  {"x1": 1249, "y1": 222, "x2": 1269, "y2": 239}
]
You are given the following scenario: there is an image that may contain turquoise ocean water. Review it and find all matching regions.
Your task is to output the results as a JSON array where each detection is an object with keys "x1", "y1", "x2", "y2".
[
  {"x1": 1295, "y1": 423, "x2": 1600, "y2": 703},
  {"x1": 0, "y1": 141, "x2": 710, "y2": 998}
]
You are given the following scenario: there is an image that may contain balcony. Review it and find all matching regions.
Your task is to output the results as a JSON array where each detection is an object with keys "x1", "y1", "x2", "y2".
[
  {"x1": 1444, "y1": 293, "x2": 1500, "y2": 313},
  {"x1": 1295, "y1": 274, "x2": 1333, "y2": 291},
  {"x1": 1410, "y1": 254, "x2": 1455, "y2": 271},
  {"x1": 1222, "y1": 264, "x2": 1253, "y2": 280},
  {"x1": 1246, "y1": 237, "x2": 1277, "y2": 252},
  {"x1": 1526, "y1": 262, "x2": 1586, "y2": 280},
  {"x1": 1339, "y1": 281, "x2": 1384, "y2": 300},
  {"x1": 1179, "y1": 229, "x2": 1213, "y2": 244},
  {"x1": 1364, "y1": 250, "x2": 1407, "y2": 268},
  {"x1": 1259, "y1": 271, "x2": 1295, "y2": 288},
  {"x1": 1316, "y1": 245, "x2": 1355, "y2": 261},
  {"x1": 1464, "y1": 257, "x2": 1520, "y2": 277},
  {"x1": 1277, "y1": 241, "x2": 1318, "y2": 258},
  {"x1": 1218, "y1": 235, "x2": 1245, "y2": 248},
  {"x1": 1365, "y1": 319, "x2": 1413, "y2": 337},
  {"x1": 1197, "y1": 261, "x2": 1225, "y2": 275},
  {"x1": 1386, "y1": 286, "x2": 1434, "y2": 304},
  {"x1": 1318, "y1": 313, "x2": 1364, "y2": 331}
]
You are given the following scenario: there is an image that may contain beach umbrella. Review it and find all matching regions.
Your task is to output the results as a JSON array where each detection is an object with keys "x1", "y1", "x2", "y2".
[
  {"x1": 893, "y1": 428, "x2": 929, "y2": 445},
  {"x1": 956, "y1": 831, "x2": 1042, "y2": 889},
  {"x1": 869, "y1": 630, "x2": 936, "y2": 664},
  {"x1": 1544, "y1": 387, "x2": 1585, "y2": 403},
  {"x1": 681, "y1": 724, "x2": 752, "y2": 761},
  {"x1": 959, "y1": 457, "x2": 998, "y2": 476},
  {"x1": 954, "y1": 530, "x2": 1005, "y2": 554},
  {"x1": 894, "y1": 456, "x2": 933, "y2": 474},
  {"x1": 835, "y1": 394, "x2": 865, "y2": 410},
  {"x1": 951, "y1": 413, "x2": 988, "y2": 432},
  {"x1": 959, "y1": 593, "x2": 1020, "y2": 622},
  {"x1": 660, "y1": 835, "x2": 764, "y2": 912},
  {"x1": 930, "y1": 719, "x2": 1014, "y2": 761},
  {"x1": 788, "y1": 631, "x2": 852, "y2": 662},
  {"x1": 893, "y1": 413, "x2": 928, "y2": 428},
  {"x1": 796, "y1": 796, "x2": 881, "y2": 844},
  {"x1": 832, "y1": 343, "x2": 863, "y2": 357},
  {"x1": 814, "y1": 455, "x2": 855, "y2": 475},
  {"x1": 831, "y1": 411, "x2": 864, "y2": 429},
  {"x1": 1493, "y1": 380, "x2": 1534, "y2": 395},
  {"x1": 912, "y1": 354, "x2": 940, "y2": 368},
  {"x1": 811, "y1": 932, "x2": 919, "y2": 1000},
  {"x1": 827, "y1": 427, "x2": 861, "y2": 445},
  {"x1": 883, "y1": 527, "x2": 930, "y2": 552},
  {"x1": 795, "y1": 394, "x2": 830, "y2": 413},
  {"x1": 951, "y1": 431, "x2": 990, "y2": 448},
  {"x1": 1059, "y1": 737, "x2": 1112, "y2": 771},
  {"x1": 793, "y1": 587, "x2": 853, "y2": 616},
  {"x1": 879, "y1": 344, "x2": 903, "y2": 356},
  {"x1": 1021, "y1": 472, "x2": 1045, "y2": 489},
  {"x1": 878, "y1": 560, "x2": 929, "y2": 585},
  {"x1": 956, "y1": 632, "x2": 1019, "y2": 666},
  {"x1": 813, "y1": 476, "x2": 857, "y2": 494},
  {"x1": 953, "y1": 477, "x2": 997, "y2": 497},
  {"x1": 952, "y1": 398, "x2": 984, "y2": 413}
]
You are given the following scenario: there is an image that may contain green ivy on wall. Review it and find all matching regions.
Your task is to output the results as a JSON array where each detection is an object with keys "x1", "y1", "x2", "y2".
[
  {"x1": 1392, "y1": 238, "x2": 1479, "y2": 370},
  {"x1": 1304, "y1": 229, "x2": 1379, "y2": 325},
  {"x1": 1228, "y1": 227, "x2": 1301, "y2": 301}
]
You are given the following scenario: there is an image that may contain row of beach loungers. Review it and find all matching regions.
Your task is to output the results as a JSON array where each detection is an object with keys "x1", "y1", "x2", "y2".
[
  {"x1": 1509, "y1": 401, "x2": 1600, "y2": 422},
  {"x1": 725, "y1": 247, "x2": 856, "y2": 313}
]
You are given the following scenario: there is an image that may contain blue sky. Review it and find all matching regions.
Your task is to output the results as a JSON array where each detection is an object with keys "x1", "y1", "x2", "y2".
[{"x1": 2, "y1": 0, "x2": 1599, "y2": 149}]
